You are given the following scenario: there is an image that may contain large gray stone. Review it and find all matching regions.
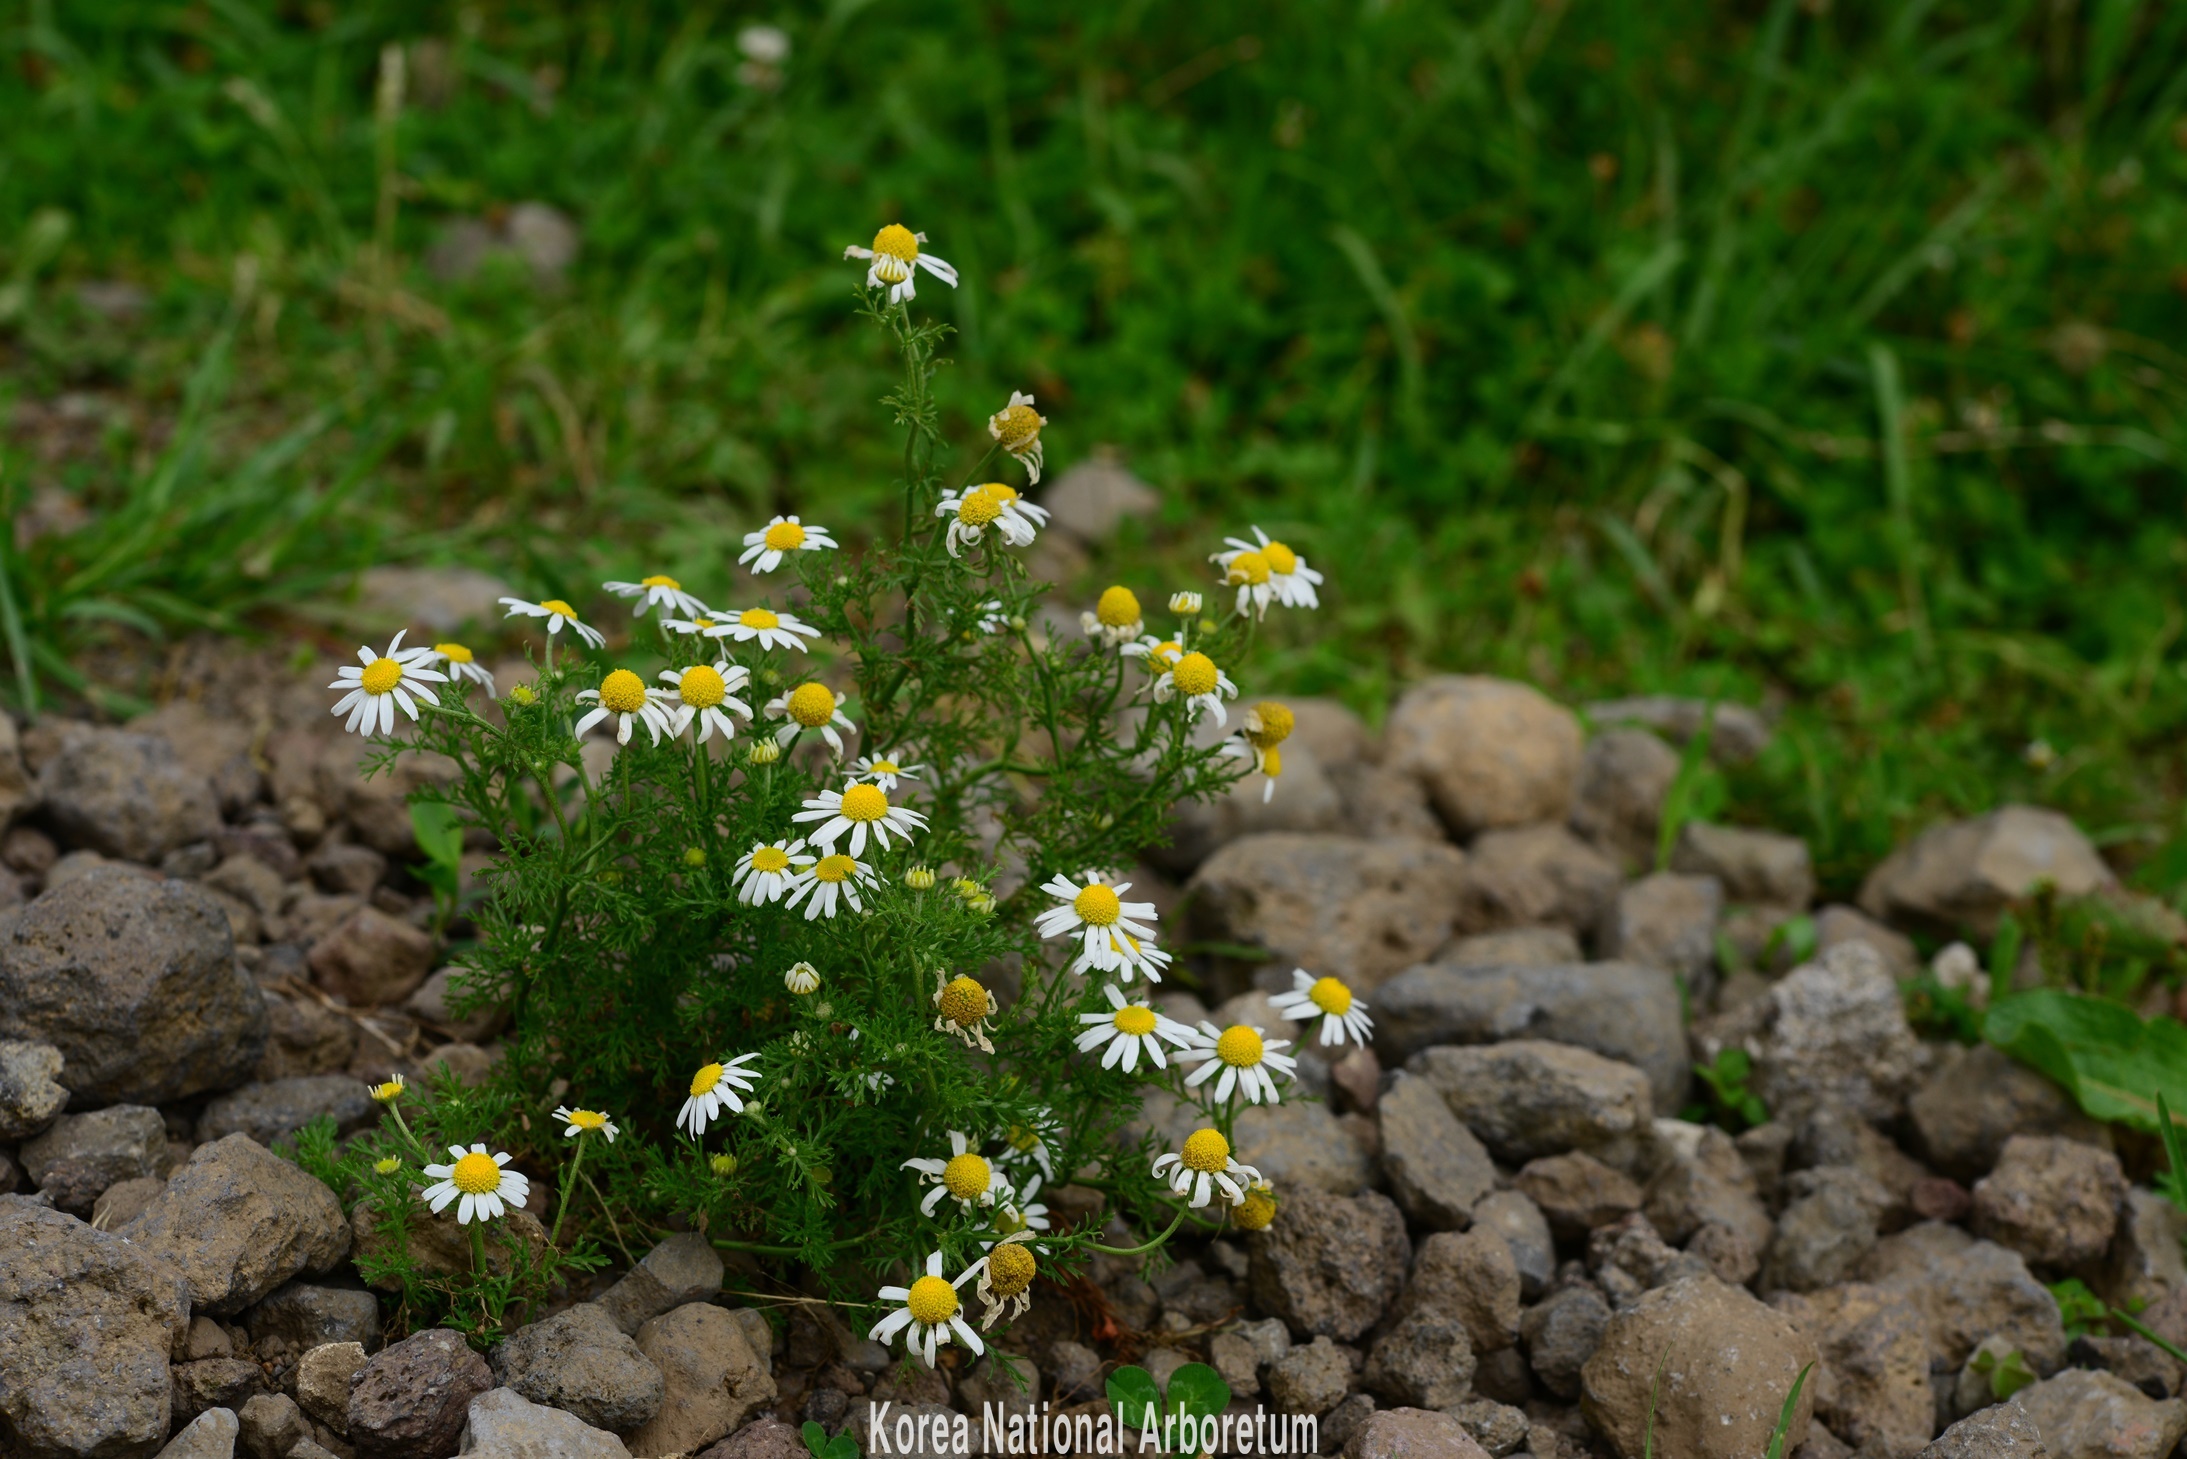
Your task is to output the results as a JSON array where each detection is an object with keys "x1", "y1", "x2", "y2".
[
  {"x1": 1859, "y1": 806, "x2": 2114, "y2": 939},
  {"x1": 1908, "y1": 1044, "x2": 2109, "y2": 1183},
  {"x1": 196, "y1": 1077, "x2": 377, "y2": 1150},
  {"x1": 122, "y1": 1134, "x2": 351, "y2": 1315},
  {"x1": 1691, "y1": 942, "x2": 1926, "y2": 1125},
  {"x1": 1159, "y1": 737, "x2": 1345, "y2": 873},
  {"x1": 1234, "y1": 1096, "x2": 1372, "y2": 1196},
  {"x1": 1917, "y1": 1404, "x2": 2049, "y2": 1459},
  {"x1": 625, "y1": 1304, "x2": 776, "y2": 1457},
  {"x1": 2008, "y1": 1368, "x2": 2186, "y2": 1459},
  {"x1": 36, "y1": 724, "x2": 219, "y2": 862},
  {"x1": 1581, "y1": 1275, "x2": 1818, "y2": 1459},
  {"x1": 1585, "y1": 696, "x2": 1771, "y2": 765},
  {"x1": 246, "y1": 1281, "x2": 382, "y2": 1357},
  {"x1": 157, "y1": 1407, "x2": 241, "y2": 1459},
  {"x1": 597, "y1": 1232, "x2": 727, "y2": 1335},
  {"x1": 1857, "y1": 1222, "x2": 2066, "y2": 1372},
  {"x1": 459, "y1": 1386, "x2": 629, "y2": 1458},
  {"x1": 1449, "y1": 823, "x2": 1621, "y2": 938},
  {"x1": 1471, "y1": 1190, "x2": 1555, "y2": 1300},
  {"x1": 490, "y1": 1301, "x2": 662, "y2": 1434},
  {"x1": 1377, "y1": 960, "x2": 1687, "y2": 1113},
  {"x1": 0, "y1": 1038, "x2": 67, "y2": 1140},
  {"x1": 1770, "y1": 1283, "x2": 1934, "y2": 1459},
  {"x1": 1765, "y1": 1167, "x2": 1894, "y2": 1293},
  {"x1": 348, "y1": 1328, "x2": 491, "y2": 1459},
  {"x1": 1248, "y1": 1189, "x2": 1411, "y2": 1342},
  {"x1": 1599, "y1": 873, "x2": 1722, "y2": 999},
  {"x1": 0, "y1": 1197, "x2": 191, "y2": 1459},
  {"x1": 1377, "y1": 1070, "x2": 1497, "y2": 1230},
  {"x1": 0, "y1": 866, "x2": 266, "y2": 1106},
  {"x1": 1971, "y1": 1135, "x2": 2126, "y2": 1268},
  {"x1": 1406, "y1": 1039, "x2": 1653, "y2": 1164},
  {"x1": 1673, "y1": 822, "x2": 1816, "y2": 908},
  {"x1": 19, "y1": 1103, "x2": 166, "y2": 1216},
  {"x1": 1385, "y1": 676, "x2": 1584, "y2": 837},
  {"x1": 1569, "y1": 728, "x2": 1679, "y2": 871}
]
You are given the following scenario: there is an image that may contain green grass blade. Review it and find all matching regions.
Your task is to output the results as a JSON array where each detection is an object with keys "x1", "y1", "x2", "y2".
[{"x1": 1763, "y1": 1362, "x2": 1814, "y2": 1459}]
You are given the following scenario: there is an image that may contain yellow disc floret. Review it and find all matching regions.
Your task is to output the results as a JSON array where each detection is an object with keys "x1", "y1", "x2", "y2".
[
  {"x1": 1225, "y1": 550, "x2": 1272, "y2": 586},
  {"x1": 690, "y1": 1062, "x2": 725, "y2": 1097},
  {"x1": 566, "y1": 1109, "x2": 608, "y2": 1133},
  {"x1": 1261, "y1": 746, "x2": 1283, "y2": 778},
  {"x1": 1112, "y1": 1005, "x2": 1157, "y2": 1037},
  {"x1": 987, "y1": 1241, "x2": 1036, "y2": 1297},
  {"x1": 1073, "y1": 884, "x2": 1122, "y2": 926},
  {"x1": 1308, "y1": 977, "x2": 1353, "y2": 1016},
  {"x1": 906, "y1": 1273, "x2": 957, "y2": 1324},
  {"x1": 739, "y1": 608, "x2": 779, "y2": 629},
  {"x1": 1096, "y1": 586, "x2": 1142, "y2": 627},
  {"x1": 938, "y1": 976, "x2": 989, "y2": 1027},
  {"x1": 993, "y1": 404, "x2": 1042, "y2": 449},
  {"x1": 943, "y1": 1152, "x2": 992, "y2": 1200},
  {"x1": 873, "y1": 224, "x2": 920, "y2": 265},
  {"x1": 1248, "y1": 702, "x2": 1296, "y2": 746},
  {"x1": 642, "y1": 574, "x2": 681, "y2": 589},
  {"x1": 813, "y1": 854, "x2": 856, "y2": 883},
  {"x1": 764, "y1": 520, "x2": 807, "y2": 552},
  {"x1": 599, "y1": 669, "x2": 649, "y2": 713},
  {"x1": 434, "y1": 642, "x2": 475, "y2": 664},
  {"x1": 840, "y1": 784, "x2": 890, "y2": 822},
  {"x1": 1215, "y1": 1025, "x2": 1265, "y2": 1067},
  {"x1": 1234, "y1": 1184, "x2": 1278, "y2": 1231},
  {"x1": 540, "y1": 598, "x2": 580, "y2": 619},
  {"x1": 957, "y1": 491, "x2": 1004, "y2": 527},
  {"x1": 1181, "y1": 1128, "x2": 1232, "y2": 1173},
  {"x1": 982, "y1": 483, "x2": 1020, "y2": 504},
  {"x1": 749, "y1": 846, "x2": 789, "y2": 873},
  {"x1": 1170, "y1": 652, "x2": 1219, "y2": 697},
  {"x1": 787, "y1": 682, "x2": 837, "y2": 726},
  {"x1": 360, "y1": 658, "x2": 403, "y2": 695},
  {"x1": 677, "y1": 665, "x2": 727, "y2": 708},
  {"x1": 1148, "y1": 640, "x2": 1183, "y2": 669},
  {"x1": 1261, "y1": 540, "x2": 1299, "y2": 575},
  {"x1": 451, "y1": 1151, "x2": 501, "y2": 1195},
  {"x1": 370, "y1": 1078, "x2": 404, "y2": 1103}
]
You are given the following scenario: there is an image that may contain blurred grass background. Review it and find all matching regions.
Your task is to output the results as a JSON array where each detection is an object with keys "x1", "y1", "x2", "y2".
[{"x1": 3, "y1": 0, "x2": 2186, "y2": 901}]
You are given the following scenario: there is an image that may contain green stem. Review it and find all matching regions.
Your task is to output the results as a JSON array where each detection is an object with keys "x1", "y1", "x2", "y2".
[
  {"x1": 468, "y1": 1220, "x2": 488, "y2": 1278},
  {"x1": 579, "y1": 1166, "x2": 635, "y2": 1266},
  {"x1": 1088, "y1": 1207, "x2": 1189, "y2": 1256},
  {"x1": 384, "y1": 1104, "x2": 434, "y2": 1164},
  {"x1": 550, "y1": 1133, "x2": 587, "y2": 1249},
  {"x1": 2111, "y1": 1305, "x2": 2187, "y2": 1365}
]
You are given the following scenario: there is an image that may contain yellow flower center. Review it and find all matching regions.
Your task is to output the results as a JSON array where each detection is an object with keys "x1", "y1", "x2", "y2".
[
  {"x1": 676, "y1": 664, "x2": 727, "y2": 709},
  {"x1": 787, "y1": 682, "x2": 837, "y2": 727},
  {"x1": 690, "y1": 1062, "x2": 725, "y2": 1097},
  {"x1": 641, "y1": 574, "x2": 681, "y2": 589},
  {"x1": 1216, "y1": 1025, "x2": 1264, "y2": 1067},
  {"x1": 1308, "y1": 977, "x2": 1352, "y2": 1016},
  {"x1": 749, "y1": 846, "x2": 790, "y2": 873},
  {"x1": 1171, "y1": 652, "x2": 1219, "y2": 697},
  {"x1": 567, "y1": 1109, "x2": 607, "y2": 1132},
  {"x1": 434, "y1": 642, "x2": 474, "y2": 664},
  {"x1": 739, "y1": 608, "x2": 780, "y2": 630},
  {"x1": 1008, "y1": 1124, "x2": 1041, "y2": 1153},
  {"x1": 938, "y1": 976, "x2": 989, "y2": 1026},
  {"x1": 871, "y1": 758, "x2": 900, "y2": 774},
  {"x1": 1261, "y1": 540, "x2": 1299, "y2": 575},
  {"x1": 370, "y1": 1080, "x2": 404, "y2": 1102},
  {"x1": 599, "y1": 668, "x2": 649, "y2": 714},
  {"x1": 995, "y1": 1206, "x2": 1028, "y2": 1236},
  {"x1": 987, "y1": 1241, "x2": 1036, "y2": 1297},
  {"x1": 764, "y1": 520, "x2": 807, "y2": 551},
  {"x1": 1235, "y1": 1186, "x2": 1278, "y2": 1231},
  {"x1": 957, "y1": 491, "x2": 1003, "y2": 527},
  {"x1": 451, "y1": 1152, "x2": 502, "y2": 1195},
  {"x1": 813, "y1": 854, "x2": 857, "y2": 883},
  {"x1": 1261, "y1": 745, "x2": 1283, "y2": 778},
  {"x1": 541, "y1": 599, "x2": 579, "y2": 619},
  {"x1": 994, "y1": 403, "x2": 1042, "y2": 448},
  {"x1": 943, "y1": 1152, "x2": 992, "y2": 1199},
  {"x1": 1096, "y1": 586, "x2": 1142, "y2": 628},
  {"x1": 1073, "y1": 884, "x2": 1122, "y2": 927},
  {"x1": 692, "y1": 617, "x2": 717, "y2": 629},
  {"x1": 1181, "y1": 1128, "x2": 1231, "y2": 1174},
  {"x1": 1112, "y1": 1005, "x2": 1157, "y2": 1037},
  {"x1": 1225, "y1": 550, "x2": 1272, "y2": 586},
  {"x1": 360, "y1": 658, "x2": 403, "y2": 695},
  {"x1": 906, "y1": 1273, "x2": 957, "y2": 1325},
  {"x1": 1249, "y1": 702, "x2": 1296, "y2": 745},
  {"x1": 1148, "y1": 640, "x2": 1183, "y2": 668},
  {"x1": 983, "y1": 483, "x2": 1020, "y2": 504},
  {"x1": 873, "y1": 223, "x2": 920, "y2": 264},
  {"x1": 840, "y1": 783, "x2": 890, "y2": 822}
]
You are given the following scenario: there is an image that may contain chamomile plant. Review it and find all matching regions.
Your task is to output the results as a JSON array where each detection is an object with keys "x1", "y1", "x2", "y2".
[{"x1": 332, "y1": 224, "x2": 1332, "y2": 1348}]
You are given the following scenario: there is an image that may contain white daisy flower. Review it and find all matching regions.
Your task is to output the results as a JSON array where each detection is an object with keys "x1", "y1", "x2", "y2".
[
  {"x1": 793, "y1": 783, "x2": 928, "y2": 856},
  {"x1": 1152, "y1": 1128, "x2": 1261, "y2": 1210},
  {"x1": 902, "y1": 1130, "x2": 1014, "y2": 1216},
  {"x1": 575, "y1": 668, "x2": 673, "y2": 747},
  {"x1": 1034, "y1": 871, "x2": 1161, "y2": 975},
  {"x1": 419, "y1": 1143, "x2": 531, "y2": 1225},
  {"x1": 933, "y1": 973, "x2": 999, "y2": 1054},
  {"x1": 739, "y1": 515, "x2": 838, "y2": 575},
  {"x1": 981, "y1": 482, "x2": 1050, "y2": 534},
  {"x1": 1168, "y1": 591, "x2": 1203, "y2": 616},
  {"x1": 783, "y1": 961, "x2": 821, "y2": 995},
  {"x1": 656, "y1": 660, "x2": 754, "y2": 743},
  {"x1": 1225, "y1": 700, "x2": 1296, "y2": 803},
  {"x1": 868, "y1": 1250, "x2": 984, "y2": 1368},
  {"x1": 932, "y1": 484, "x2": 1026, "y2": 558},
  {"x1": 844, "y1": 223, "x2": 959, "y2": 304},
  {"x1": 1269, "y1": 968, "x2": 1375, "y2": 1047},
  {"x1": 328, "y1": 631, "x2": 447, "y2": 736},
  {"x1": 1104, "y1": 930, "x2": 1174, "y2": 984},
  {"x1": 766, "y1": 681, "x2": 856, "y2": 755},
  {"x1": 1080, "y1": 585, "x2": 1144, "y2": 648},
  {"x1": 499, "y1": 596, "x2": 608, "y2": 649},
  {"x1": 1214, "y1": 526, "x2": 1323, "y2": 615},
  {"x1": 604, "y1": 574, "x2": 710, "y2": 618},
  {"x1": 997, "y1": 1113, "x2": 1059, "y2": 1184},
  {"x1": 1120, "y1": 635, "x2": 1185, "y2": 677},
  {"x1": 974, "y1": 1229, "x2": 1039, "y2": 1329},
  {"x1": 553, "y1": 1106, "x2": 619, "y2": 1142},
  {"x1": 994, "y1": 1172, "x2": 1051, "y2": 1235},
  {"x1": 428, "y1": 642, "x2": 496, "y2": 693},
  {"x1": 848, "y1": 754, "x2": 925, "y2": 792},
  {"x1": 784, "y1": 850, "x2": 877, "y2": 920},
  {"x1": 712, "y1": 606, "x2": 823, "y2": 653},
  {"x1": 1074, "y1": 983, "x2": 1196, "y2": 1072},
  {"x1": 1152, "y1": 650, "x2": 1238, "y2": 726},
  {"x1": 987, "y1": 390, "x2": 1048, "y2": 484},
  {"x1": 678, "y1": 1053, "x2": 764, "y2": 1138},
  {"x1": 1178, "y1": 1022, "x2": 1297, "y2": 1106},
  {"x1": 732, "y1": 838, "x2": 806, "y2": 907}
]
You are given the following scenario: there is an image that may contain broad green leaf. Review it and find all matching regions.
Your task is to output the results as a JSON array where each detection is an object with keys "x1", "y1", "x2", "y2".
[
  {"x1": 824, "y1": 1438, "x2": 858, "y2": 1459},
  {"x1": 1164, "y1": 1362, "x2": 1230, "y2": 1423},
  {"x1": 801, "y1": 1420, "x2": 830, "y2": 1459},
  {"x1": 1106, "y1": 1366, "x2": 1162, "y2": 1433},
  {"x1": 1984, "y1": 989, "x2": 2187, "y2": 1133}
]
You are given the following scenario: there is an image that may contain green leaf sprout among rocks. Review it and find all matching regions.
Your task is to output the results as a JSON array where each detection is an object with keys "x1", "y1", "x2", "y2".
[{"x1": 322, "y1": 226, "x2": 1339, "y2": 1352}]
